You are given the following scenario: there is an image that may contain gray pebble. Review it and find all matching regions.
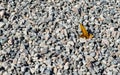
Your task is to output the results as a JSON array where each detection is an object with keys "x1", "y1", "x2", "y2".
[
  {"x1": 116, "y1": 39, "x2": 120, "y2": 44},
  {"x1": 0, "y1": 36, "x2": 8, "y2": 44},
  {"x1": 0, "y1": 22, "x2": 5, "y2": 28},
  {"x1": 40, "y1": 48, "x2": 48, "y2": 54},
  {"x1": 90, "y1": 51, "x2": 96, "y2": 57},
  {"x1": 24, "y1": 71, "x2": 31, "y2": 75},
  {"x1": 55, "y1": 45, "x2": 61, "y2": 50},
  {"x1": 40, "y1": 64, "x2": 46, "y2": 74},
  {"x1": 44, "y1": 69, "x2": 51, "y2": 75},
  {"x1": 107, "y1": 71, "x2": 112, "y2": 75}
]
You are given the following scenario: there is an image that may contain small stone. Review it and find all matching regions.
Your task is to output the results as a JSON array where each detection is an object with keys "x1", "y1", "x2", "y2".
[
  {"x1": 56, "y1": 28, "x2": 61, "y2": 34},
  {"x1": 0, "y1": 5, "x2": 4, "y2": 18},
  {"x1": 0, "y1": 36, "x2": 8, "y2": 44},
  {"x1": 40, "y1": 41, "x2": 46, "y2": 47},
  {"x1": 107, "y1": 71, "x2": 112, "y2": 75},
  {"x1": 64, "y1": 62, "x2": 69, "y2": 70},
  {"x1": 118, "y1": 28, "x2": 120, "y2": 31},
  {"x1": 118, "y1": 45, "x2": 120, "y2": 51},
  {"x1": 111, "y1": 60, "x2": 118, "y2": 65},
  {"x1": 63, "y1": 29, "x2": 67, "y2": 37},
  {"x1": 21, "y1": 66, "x2": 26, "y2": 72},
  {"x1": 35, "y1": 63, "x2": 40, "y2": 70},
  {"x1": 71, "y1": 54, "x2": 77, "y2": 60},
  {"x1": 55, "y1": 45, "x2": 60, "y2": 50},
  {"x1": 45, "y1": 59, "x2": 51, "y2": 67},
  {"x1": 91, "y1": 17, "x2": 95, "y2": 22},
  {"x1": 67, "y1": 41, "x2": 74, "y2": 46},
  {"x1": 24, "y1": 71, "x2": 31, "y2": 75},
  {"x1": 101, "y1": 60, "x2": 107, "y2": 65},
  {"x1": 0, "y1": 6, "x2": 5, "y2": 10},
  {"x1": 0, "y1": 10, "x2": 4, "y2": 18},
  {"x1": 67, "y1": 19, "x2": 71, "y2": 24},
  {"x1": 84, "y1": 15, "x2": 89, "y2": 20},
  {"x1": 116, "y1": 32, "x2": 120, "y2": 39},
  {"x1": 40, "y1": 48, "x2": 48, "y2": 54},
  {"x1": 0, "y1": 22, "x2": 5, "y2": 28},
  {"x1": 30, "y1": 68, "x2": 35, "y2": 74},
  {"x1": 68, "y1": 0, "x2": 74, "y2": 2},
  {"x1": 2, "y1": 71, "x2": 8, "y2": 75},
  {"x1": 87, "y1": 72, "x2": 91, "y2": 75},
  {"x1": 45, "y1": 33, "x2": 50, "y2": 40},
  {"x1": 53, "y1": 67, "x2": 57, "y2": 74},
  {"x1": 44, "y1": 69, "x2": 51, "y2": 75},
  {"x1": 0, "y1": 71, "x2": 2, "y2": 75},
  {"x1": 99, "y1": 14, "x2": 105, "y2": 21},
  {"x1": 57, "y1": 70, "x2": 62, "y2": 75},
  {"x1": 79, "y1": 38, "x2": 86, "y2": 43},
  {"x1": 72, "y1": 5, "x2": 80, "y2": 14},
  {"x1": 102, "y1": 38, "x2": 109, "y2": 45},
  {"x1": 49, "y1": 47, "x2": 55, "y2": 51},
  {"x1": 101, "y1": 48, "x2": 107, "y2": 54},
  {"x1": 90, "y1": 52, "x2": 96, "y2": 57},
  {"x1": 40, "y1": 65, "x2": 46, "y2": 73},
  {"x1": 109, "y1": 27, "x2": 114, "y2": 31},
  {"x1": 86, "y1": 55, "x2": 95, "y2": 62},
  {"x1": 112, "y1": 31, "x2": 117, "y2": 38}
]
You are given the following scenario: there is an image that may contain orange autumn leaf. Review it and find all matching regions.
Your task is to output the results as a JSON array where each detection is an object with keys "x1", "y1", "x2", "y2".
[{"x1": 80, "y1": 23, "x2": 93, "y2": 39}]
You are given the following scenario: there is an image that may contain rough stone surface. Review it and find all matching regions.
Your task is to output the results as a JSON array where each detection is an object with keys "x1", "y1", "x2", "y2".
[{"x1": 0, "y1": 0, "x2": 120, "y2": 75}]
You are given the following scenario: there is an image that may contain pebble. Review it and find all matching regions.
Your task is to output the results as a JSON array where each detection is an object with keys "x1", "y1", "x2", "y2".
[
  {"x1": 57, "y1": 70, "x2": 62, "y2": 75},
  {"x1": 90, "y1": 51, "x2": 96, "y2": 57},
  {"x1": 0, "y1": 36, "x2": 8, "y2": 44},
  {"x1": 40, "y1": 48, "x2": 48, "y2": 54},
  {"x1": 0, "y1": 6, "x2": 4, "y2": 17},
  {"x1": 0, "y1": 10, "x2": 4, "y2": 18},
  {"x1": 2, "y1": 71, "x2": 8, "y2": 75},
  {"x1": 79, "y1": 38, "x2": 86, "y2": 43},
  {"x1": 116, "y1": 39, "x2": 120, "y2": 43},
  {"x1": 67, "y1": 41, "x2": 74, "y2": 46},
  {"x1": 102, "y1": 38, "x2": 109, "y2": 45},
  {"x1": 64, "y1": 62, "x2": 69, "y2": 70},
  {"x1": 24, "y1": 71, "x2": 31, "y2": 75},
  {"x1": 0, "y1": 22, "x2": 5, "y2": 28},
  {"x1": 44, "y1": 69, "x2": 51, "y2": 75},
  {"x1": 72, "y1": 5, "x2": 80, "y2": 14},
  {"x1": 118, "y1": 28, "x2": 120, "y2": 31},
  {"x1": 107, "y1": 71, "x2": 112, "y2": 75}
]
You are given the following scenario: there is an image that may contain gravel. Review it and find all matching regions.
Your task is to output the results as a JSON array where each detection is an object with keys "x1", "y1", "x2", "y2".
[{"x1": 0, "y1": 0, "x2": 120, "y2": 75}]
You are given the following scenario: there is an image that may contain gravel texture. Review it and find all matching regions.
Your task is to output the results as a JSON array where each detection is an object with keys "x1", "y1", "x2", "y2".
[{"x1": 0, "y1": 0, "x2": 120, "y2": 75}]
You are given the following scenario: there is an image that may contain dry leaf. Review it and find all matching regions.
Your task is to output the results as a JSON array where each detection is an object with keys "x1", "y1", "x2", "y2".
[{"x1": 80, "y1": 23, "x2": 93, "y2": 39}]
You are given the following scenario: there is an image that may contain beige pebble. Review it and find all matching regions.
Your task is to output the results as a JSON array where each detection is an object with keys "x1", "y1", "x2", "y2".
[
  {"x1": 72, "y1": 5, "x2": 80, "y2": 14},
  {"x1": 64, "y1": 62, "x2": 69, "y2": 69},
  {"x1": 0, "y1": 10, "x2": 4, "y2": 18},
  {"x1": 53, "y1": 67, "x2": 57, "y2": 74}
]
